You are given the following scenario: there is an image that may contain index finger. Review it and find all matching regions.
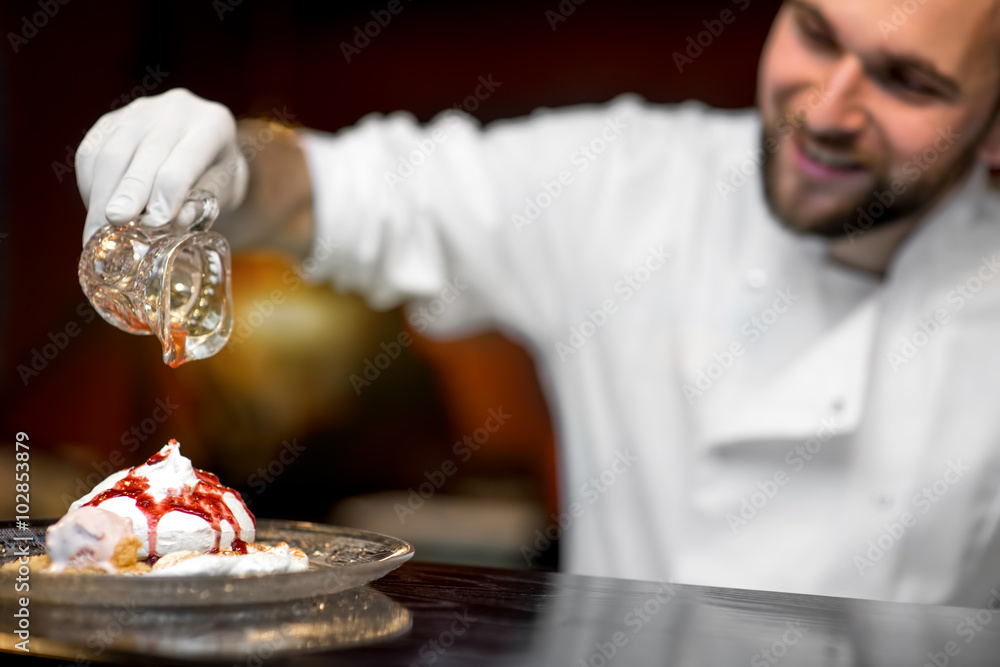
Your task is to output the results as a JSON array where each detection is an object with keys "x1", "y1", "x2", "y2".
[{"x1": 75, "y1": 107, "x2": 128, "y2": 209}]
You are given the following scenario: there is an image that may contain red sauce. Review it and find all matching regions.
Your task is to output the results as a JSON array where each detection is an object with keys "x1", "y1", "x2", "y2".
[
  {"x1": 83, "y1": 443, "x2": 255, "y2": 559},
  {"x1": 166, "y1": 328, "x2": 187, "y2": 368},
  {"x1": 145, "y1": 446, "x2": 171, "y2": 465}
]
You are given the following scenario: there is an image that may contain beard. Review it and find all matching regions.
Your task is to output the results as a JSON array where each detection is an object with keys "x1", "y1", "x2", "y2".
[{"x1": 759, "y1": 123, "x2": 981, "y2": 239}]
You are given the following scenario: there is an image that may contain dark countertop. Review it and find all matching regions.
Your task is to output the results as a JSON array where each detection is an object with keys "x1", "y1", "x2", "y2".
[{"x1": 5, "y1": 560, "x2": 1000, "y2": 666}]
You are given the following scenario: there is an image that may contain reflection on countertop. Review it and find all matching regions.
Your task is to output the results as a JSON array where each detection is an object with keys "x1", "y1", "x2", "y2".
[{"x1": 0, "y1": 583, "x2": 411, "y2": 662}]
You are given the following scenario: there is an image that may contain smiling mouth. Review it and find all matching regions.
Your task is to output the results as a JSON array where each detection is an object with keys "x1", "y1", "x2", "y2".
[
  {"x1": 788, "y1": 132, "x2": 872, "y2": 184},
  {"x1": 796, "y1": 135, "x2": 866, "y2": 172}
]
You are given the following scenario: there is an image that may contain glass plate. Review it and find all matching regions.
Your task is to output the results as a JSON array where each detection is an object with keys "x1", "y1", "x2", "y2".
[
  {"x1": 0, "y1": 518, "x2": 414, "y2": 607},
  {"x1": 0, "y1": 583, "x2": 412, "y2": 661}
]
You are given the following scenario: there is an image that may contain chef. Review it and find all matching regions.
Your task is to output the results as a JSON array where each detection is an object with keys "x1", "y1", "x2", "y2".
[{"x1": 75, "y1": 0, "x2": 1000, "y2": 605}]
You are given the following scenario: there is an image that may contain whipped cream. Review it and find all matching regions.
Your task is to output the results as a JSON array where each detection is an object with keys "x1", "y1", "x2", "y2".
[
  {"x1": 69, "y1": 440, "x2": 255, "y2": 560},
  {"x1": 149, "y1": 543, "x2": 309, "y2": 577},
  {"x1": 45, "y1": 506, "x2": 135, "y2": 573}
]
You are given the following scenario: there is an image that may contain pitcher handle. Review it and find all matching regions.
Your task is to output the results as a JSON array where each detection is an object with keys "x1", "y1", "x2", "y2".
[{"x1": 179, "y1": 189, "x2": 220, "y2": 232}]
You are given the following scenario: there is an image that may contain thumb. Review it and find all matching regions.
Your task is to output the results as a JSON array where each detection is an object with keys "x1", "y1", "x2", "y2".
[{"x1": 190, "y1": 146, "x2": 249, "y2": 215}]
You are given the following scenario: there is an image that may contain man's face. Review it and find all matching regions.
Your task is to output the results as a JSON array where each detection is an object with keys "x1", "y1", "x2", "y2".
[{"x1": 757, "y1": 0, "x2": 1000, "y2": 237}]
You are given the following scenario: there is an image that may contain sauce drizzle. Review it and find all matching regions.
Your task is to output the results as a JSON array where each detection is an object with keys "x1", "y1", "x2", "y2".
[
  {"x1": 165, "y1": 328, "x2": 187, "y2": 368},
  {"x1": 83, "y1": 441, "x2": 254, "y2": 559}
]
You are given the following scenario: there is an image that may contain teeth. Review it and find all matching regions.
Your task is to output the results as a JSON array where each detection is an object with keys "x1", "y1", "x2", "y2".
[{"x1": 801, "y1": 141, "x2": 861, "y2": 169}]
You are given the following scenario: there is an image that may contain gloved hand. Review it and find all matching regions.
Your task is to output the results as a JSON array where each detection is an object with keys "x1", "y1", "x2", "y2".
[{"x1": 76, "y1": 88, "x2": 248, "y2": 245}]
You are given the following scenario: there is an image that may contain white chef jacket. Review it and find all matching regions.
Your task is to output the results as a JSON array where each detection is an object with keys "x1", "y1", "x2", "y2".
[{"x1": 299, "y1": 95, "x2": 1000, "y2": 605}]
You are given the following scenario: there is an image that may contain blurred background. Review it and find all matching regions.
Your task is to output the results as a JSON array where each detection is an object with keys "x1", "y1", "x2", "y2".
[{"x1": 0, "y1": 0, "x2": 780, "y2": 569}]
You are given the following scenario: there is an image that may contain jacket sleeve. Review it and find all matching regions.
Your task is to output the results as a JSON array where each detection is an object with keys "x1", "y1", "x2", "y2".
[
  {"x1": 296, "y1": 95, "x2": 718, "y2": 343},
  {"x1": 297, "y1": 96, "x2": 655, "y2": 338}
]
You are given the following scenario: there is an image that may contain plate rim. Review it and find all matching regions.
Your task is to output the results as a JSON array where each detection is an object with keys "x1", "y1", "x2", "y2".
[{"x1": 0, "y1": 517, "x2": 415, "y2": 604}]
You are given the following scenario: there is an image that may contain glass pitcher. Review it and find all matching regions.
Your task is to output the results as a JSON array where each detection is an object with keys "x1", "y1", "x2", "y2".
[{"x1": 78, "y1": 190, "x2": 233, "y2": 367}]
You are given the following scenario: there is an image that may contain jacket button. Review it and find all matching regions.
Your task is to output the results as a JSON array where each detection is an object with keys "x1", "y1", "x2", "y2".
[
  {"x1": 745, "y1": 268, "x2": 768, "y2": 289},
  {"x1": 874, "y1": 493, "x2": 894, "y2": 509}
]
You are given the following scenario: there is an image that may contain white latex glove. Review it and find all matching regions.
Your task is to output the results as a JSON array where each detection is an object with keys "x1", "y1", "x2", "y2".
[{"x1": 77, "y1": 88, "x2": 249, "y2": 246}]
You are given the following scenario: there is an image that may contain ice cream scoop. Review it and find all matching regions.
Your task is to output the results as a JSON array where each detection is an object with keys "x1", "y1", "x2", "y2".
[
  {"x1": 45, "y1": 506, "x2": 137, "y2": 573},
  {"x1": 70, "y1": 440, "x2": 255, "y2": 560}
]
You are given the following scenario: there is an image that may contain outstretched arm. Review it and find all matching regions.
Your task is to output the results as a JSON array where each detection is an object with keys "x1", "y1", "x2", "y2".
[{"x1": 76, "y1": 89, "x2": 313, "y2": 261}]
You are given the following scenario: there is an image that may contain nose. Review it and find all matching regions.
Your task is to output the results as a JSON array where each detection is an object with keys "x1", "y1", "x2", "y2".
[{"x1": 806, "y1": 55, "x2": 868, "y2": 138}]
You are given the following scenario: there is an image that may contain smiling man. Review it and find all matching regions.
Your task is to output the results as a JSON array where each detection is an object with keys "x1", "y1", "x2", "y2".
[
  {"x1": 761, "y1": 0, "x2": 1000, "y2": 270},
  {"x1": 75, "y1": 0, "x2": 1000, "y2": 605}
]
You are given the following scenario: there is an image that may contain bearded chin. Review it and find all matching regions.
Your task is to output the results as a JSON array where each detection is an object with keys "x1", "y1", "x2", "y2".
[{"x1": 758, "y1": 128, "x2": 979, "y2": 239}]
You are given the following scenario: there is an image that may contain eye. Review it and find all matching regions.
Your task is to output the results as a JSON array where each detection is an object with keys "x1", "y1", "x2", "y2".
[
  {"x1": 795, "y1": 13, "x2": 837, "y2": 51},
  {"x1": 881, "y1": 66, "x2": 940, "y2": 99}
]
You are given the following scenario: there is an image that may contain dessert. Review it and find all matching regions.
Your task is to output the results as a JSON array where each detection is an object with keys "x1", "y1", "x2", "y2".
[
  {"x1": 6, "y1": 440, "x2": 307, "y2": 576},
  {"x1": 70, "y1": 439, "x2": 255, "y2": 560}
]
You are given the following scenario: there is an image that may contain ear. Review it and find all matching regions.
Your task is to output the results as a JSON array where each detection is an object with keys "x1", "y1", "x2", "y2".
[{"x1": 978, "y1": 107, "x2": 1000, "y2": 168}]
